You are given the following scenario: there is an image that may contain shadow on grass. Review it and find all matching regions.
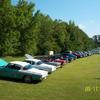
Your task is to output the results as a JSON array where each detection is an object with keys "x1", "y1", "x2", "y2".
[
  {"x1": 0, "y1": 77, "x2": 42, "y2": 84},
  {"x1": 95, "y1": 78, "x2": 100, "y2": 80}
]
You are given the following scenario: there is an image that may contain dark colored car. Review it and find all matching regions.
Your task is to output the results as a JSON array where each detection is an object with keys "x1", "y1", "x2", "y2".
[{"x1": 61, "y1": 53, "x2": 74, "y2": 62}]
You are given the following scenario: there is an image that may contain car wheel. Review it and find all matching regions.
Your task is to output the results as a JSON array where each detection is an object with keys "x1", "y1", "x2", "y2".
[
  {"x1": 48, "y1": 71, "x2": 52, "y2": 74},
  {"x1": 23, "y1": 75, "x2": 32, "y2": 83}
]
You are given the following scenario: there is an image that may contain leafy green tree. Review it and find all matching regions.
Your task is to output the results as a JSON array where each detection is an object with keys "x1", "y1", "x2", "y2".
[
  {"x1": 15, "y1": 0, "x2": 36, "y2": 55},
  {"x1": 0, "y1": 0, "x2": 20, "y2": 56},
  {"x1": 33, "y1": 11, "x2": 60, "y2": 55},
  {"x1": 0, "y1": 0, "x2": 95, "y2": 56}
]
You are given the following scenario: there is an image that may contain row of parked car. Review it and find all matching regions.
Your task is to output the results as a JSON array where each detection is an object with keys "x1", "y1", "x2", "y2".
[
  {"x1": 0, "y1": 51, "x2": 93, "y2": 83},
  {"x1": 47, "y1": 51, "x2": 92, "y2": 64}
]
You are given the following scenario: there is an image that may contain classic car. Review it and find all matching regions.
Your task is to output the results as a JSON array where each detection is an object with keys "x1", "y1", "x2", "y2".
[
  {"x1": 42, "y1": 60, "x2": 61, "y2": 68},
  {"x1": 48, "y1": 54, "x2": 67, "y2": 65},
  {"x1": 24, "y1": 59, "x2": 56, "y2": 73},
  {"x1": 61, "y1": 53, "x2": 76, "y2": 61},
  {"x1": 0, "y1": 61, "x2": 48, "y2": 83},
  {"x1": 48, "y1": 58, "x2": 66, "y2": 65}
]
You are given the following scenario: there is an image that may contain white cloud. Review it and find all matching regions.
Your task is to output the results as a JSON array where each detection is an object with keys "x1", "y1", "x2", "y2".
[{"x1": 78, "y1": 24, "x2": 85, "y2": 30}]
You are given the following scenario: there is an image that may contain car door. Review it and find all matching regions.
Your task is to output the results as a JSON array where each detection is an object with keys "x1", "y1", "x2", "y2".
[
  {"x1": 1, "y1": 64, "x2": 22, "y2": 78},
  {"x1": 0, "y1": 64, "x2": 16, "y2": 78},
  {"x1": 13, "y1": 64, "x2": 23, "y2": 79}
]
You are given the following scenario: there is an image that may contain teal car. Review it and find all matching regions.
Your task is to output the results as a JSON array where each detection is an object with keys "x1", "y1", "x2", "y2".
[
  {"x1": 0, "y1": 59, "x2": 8, "y2": 67},
  {"x1": 0, "y1": 61, "x2": 48, "y2": 83}
]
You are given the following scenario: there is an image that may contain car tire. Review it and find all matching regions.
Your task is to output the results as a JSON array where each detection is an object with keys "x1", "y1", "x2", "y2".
[
  {"x1": 48, "y1": 71, "x2": 52, "y2": 74},
  {"x1": 23, "y1": 75, "x2": 32, "y2": 83}
]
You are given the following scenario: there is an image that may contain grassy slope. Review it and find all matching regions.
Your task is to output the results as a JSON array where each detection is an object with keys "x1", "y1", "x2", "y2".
[{"x1": 0, "y1": 55, "x2": 100, "y2": 100}]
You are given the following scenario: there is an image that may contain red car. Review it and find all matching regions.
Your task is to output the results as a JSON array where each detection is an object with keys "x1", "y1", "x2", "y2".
[{"x1": 48, "y1": 58, "x2": 66, "y2": 65}]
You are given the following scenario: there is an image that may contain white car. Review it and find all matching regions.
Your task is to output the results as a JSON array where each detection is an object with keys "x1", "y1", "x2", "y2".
[
  {"x1": 24, "y1": 59, "x2": 56, "y2": 73},
  {"x1": 1, "y1": 61, "x2": 48, "y2": 83}
]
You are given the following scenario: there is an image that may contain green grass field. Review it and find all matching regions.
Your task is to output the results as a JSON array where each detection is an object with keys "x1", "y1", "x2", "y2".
[{"x1": 0, "y1": 55, "x2": 100, "y2": 100}]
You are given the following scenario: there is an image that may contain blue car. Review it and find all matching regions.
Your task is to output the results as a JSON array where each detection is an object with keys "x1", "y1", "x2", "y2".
[
  {"x1": 61, "y1": 53, "x2": 74, "y2": 62},
  {"x1": 65, "y1": 53, "x2": 77, "y2": 60}
]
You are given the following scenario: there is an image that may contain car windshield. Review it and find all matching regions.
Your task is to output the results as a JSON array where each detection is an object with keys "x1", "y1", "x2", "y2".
[
  {"x1": 37, "y1": 61, "x2": 43, "y2": 65},
  {"x1": 23, "y1": 64, "x2": 33, "y2": 70}
]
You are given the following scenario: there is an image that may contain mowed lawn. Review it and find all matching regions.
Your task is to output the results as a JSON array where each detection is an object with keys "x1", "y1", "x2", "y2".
[{"x1": 0, "y1": 55, "x2": 100, "y2": 100}]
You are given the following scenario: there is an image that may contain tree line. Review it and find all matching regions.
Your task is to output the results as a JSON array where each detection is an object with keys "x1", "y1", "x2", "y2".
[{"x1": 0, "y1": 0, "x2": 96, "y2": 56}]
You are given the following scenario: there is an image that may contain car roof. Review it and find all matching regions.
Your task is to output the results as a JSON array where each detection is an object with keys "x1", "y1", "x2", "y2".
[
  {"x1": 10, "y1": 61, "x2": 29, "y2": 67},
  {"x1": 25, "y1": 59, "x2": 41, "y2": 62}
]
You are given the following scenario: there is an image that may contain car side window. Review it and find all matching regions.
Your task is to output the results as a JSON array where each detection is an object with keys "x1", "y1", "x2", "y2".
[
  {"x1": 6, "y1": 64, "x2": 21, "y2": 70},
  {"x1": 6, "y1": 63, "x2": 15, "y2": 69},
  {"x1": 14, "y1": 64, "x2": 21, "y2": 70},
  {"x1": 32, "y1": 61, "x2": 35, "y2": 65}
]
